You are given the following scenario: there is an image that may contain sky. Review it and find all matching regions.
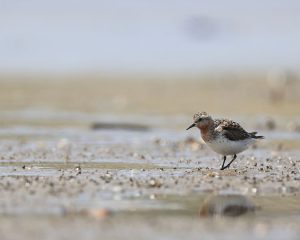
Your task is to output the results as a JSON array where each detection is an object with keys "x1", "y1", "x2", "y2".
[{"x1": 0, "y1": 0, "x2": 300, "y2": 73}]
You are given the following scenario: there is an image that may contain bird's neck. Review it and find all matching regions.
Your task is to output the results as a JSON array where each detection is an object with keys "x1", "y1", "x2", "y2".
[{"x1": 199, "y1": 122, "x2": 215, "y2": 142}]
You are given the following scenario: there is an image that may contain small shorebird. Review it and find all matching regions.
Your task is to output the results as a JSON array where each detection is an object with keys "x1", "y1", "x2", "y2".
[{"x1": 186, "y1": 112, "x2": 264, "y2": 170}]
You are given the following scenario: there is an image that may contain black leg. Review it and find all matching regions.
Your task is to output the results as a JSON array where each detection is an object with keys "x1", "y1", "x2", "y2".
[
  {"x1": 222, "y1": 154, "x2": 237, "y2": 170},
  {"x1": 220, "y1": 156, "x2": 226, "y2": 170}
]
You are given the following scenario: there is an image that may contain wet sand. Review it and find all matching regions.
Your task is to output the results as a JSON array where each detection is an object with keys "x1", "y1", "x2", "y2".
[{"x1": 0, "y1": 75, "x2": 300, "y2": 239}]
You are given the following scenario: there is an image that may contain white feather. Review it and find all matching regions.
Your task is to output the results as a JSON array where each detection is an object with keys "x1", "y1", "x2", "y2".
[{"x1": 206, "y1": 136, "x2": 254, "y2": 155}]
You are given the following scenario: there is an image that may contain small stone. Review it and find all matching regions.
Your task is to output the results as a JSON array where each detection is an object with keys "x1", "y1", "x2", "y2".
[
  {"x1": 75, "y1": 166, "x2": 82, "y2": 175},
  {"x1": 148, "y1": 178, "x2": 162, "y2": 188},
  {"x1": 88, "y1": 209, "x2": 112, "y2": 219},
  {"x1": 149, "y1": 194, "x2": 156, "y2": 200}
]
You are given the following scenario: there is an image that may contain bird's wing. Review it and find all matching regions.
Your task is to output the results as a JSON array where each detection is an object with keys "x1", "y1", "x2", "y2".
[{"x1": 215, "y1": 119, "x2": 250, "y2": 141}]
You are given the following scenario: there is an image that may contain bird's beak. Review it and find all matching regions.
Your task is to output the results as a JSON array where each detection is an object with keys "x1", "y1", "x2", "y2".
[{"x1": 186, "y1": 123, "x2": 196, "y2": 130}]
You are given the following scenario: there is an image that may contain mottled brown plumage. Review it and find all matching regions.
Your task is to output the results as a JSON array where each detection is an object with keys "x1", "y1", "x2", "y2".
[
  {"x1": 192, "y1": 112, "x2": 263, "y2": 141},
  {"x1": 215, "y1": 119, "x2": 251, "y2": 141}
]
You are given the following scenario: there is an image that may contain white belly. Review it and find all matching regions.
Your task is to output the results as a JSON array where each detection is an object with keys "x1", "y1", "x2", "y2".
[{"x1": 206, "y1": 137, "x2": 254, "y2": 155}]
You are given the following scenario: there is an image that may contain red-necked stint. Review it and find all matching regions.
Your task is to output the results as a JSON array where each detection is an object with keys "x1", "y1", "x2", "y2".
[{"x1": 186, "y1": 112, "x2": 264, "y2": 170}]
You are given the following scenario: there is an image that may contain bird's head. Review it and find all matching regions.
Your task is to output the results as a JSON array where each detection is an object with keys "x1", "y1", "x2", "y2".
[{"x1": 186, "y1": 112, "x2": 213, "y2": 130}]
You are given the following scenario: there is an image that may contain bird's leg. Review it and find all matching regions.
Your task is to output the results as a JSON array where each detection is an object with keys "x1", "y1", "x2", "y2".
[
  {"x1": 222, "y1": 154, "x2": 237, "y2": 170},
  {"x1": 220, "y1": 156, "x2": 227, "y2": 170}
]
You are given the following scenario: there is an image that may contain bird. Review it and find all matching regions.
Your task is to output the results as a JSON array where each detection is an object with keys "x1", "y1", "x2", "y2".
[{"x1": 186, "y1": 112, "x2": 264, "y2": 170}]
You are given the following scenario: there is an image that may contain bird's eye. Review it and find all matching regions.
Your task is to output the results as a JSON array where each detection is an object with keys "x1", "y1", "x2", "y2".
[{"x1": 197, "y1": 118, "x2": 202, "y2": 122}]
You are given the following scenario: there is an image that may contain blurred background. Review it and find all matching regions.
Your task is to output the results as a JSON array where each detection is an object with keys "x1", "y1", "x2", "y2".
[
  {"x1": 1, "y1": 2, "x2": 300, "y2": 239},
  {"x1": 0, "y1": 0, "x2": 300, "y2": 128}
]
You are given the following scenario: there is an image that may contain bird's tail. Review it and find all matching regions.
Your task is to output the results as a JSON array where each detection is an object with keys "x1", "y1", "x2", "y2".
[{"x1": 250, "y1": 132, "x2": 264, "y2": 139}]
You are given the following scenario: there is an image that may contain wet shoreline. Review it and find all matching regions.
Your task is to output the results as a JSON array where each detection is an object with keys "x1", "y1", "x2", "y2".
[{"x1": 0, "y1": 77, "x2": 300, "y2": 239}]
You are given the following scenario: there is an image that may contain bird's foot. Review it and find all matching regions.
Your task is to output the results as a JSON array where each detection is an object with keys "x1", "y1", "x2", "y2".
[{"x1": 220, "y1": 165, "x2": 229, "y2": 170}]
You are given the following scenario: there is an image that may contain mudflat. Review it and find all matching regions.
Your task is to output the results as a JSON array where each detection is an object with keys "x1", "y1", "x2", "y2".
[{"x1": 0, "y1": 74, "x2": 300, "y2": 239}]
